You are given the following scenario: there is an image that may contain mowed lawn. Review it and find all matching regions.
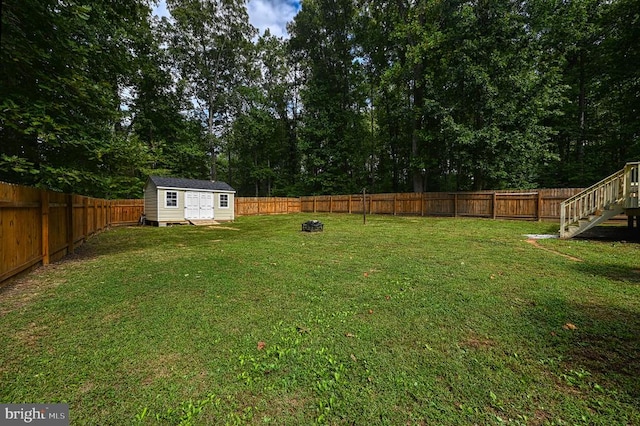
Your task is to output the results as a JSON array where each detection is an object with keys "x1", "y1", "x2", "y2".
[{"x1": 1, "y1": 214, "x2": 639, "y2": 425}]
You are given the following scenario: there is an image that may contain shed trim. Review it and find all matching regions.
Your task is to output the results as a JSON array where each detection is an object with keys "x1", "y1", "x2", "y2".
[{"x1": 155, "y1": 185, "x2": 235, "y2": 194}]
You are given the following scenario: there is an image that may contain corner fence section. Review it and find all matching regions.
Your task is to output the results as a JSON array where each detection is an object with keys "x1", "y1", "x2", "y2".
[{"x1": 0, "y1": 181, "x2": 144, "y2": 284}]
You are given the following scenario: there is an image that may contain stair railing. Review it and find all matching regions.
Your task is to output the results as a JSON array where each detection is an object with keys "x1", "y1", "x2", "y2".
[
  {"x1": 624, "y1": 162, "x2": 640, "y2": 208},
  {"x1": 560, "y1": 167, "x2": 626, "y2": 238}
]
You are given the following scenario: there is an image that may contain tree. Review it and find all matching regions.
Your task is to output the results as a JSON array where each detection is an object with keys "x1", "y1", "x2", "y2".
[
  {"x1": 288, "y1": 0, "x2": 370, "y2": 195},
  {"x1": 164, "y1": 0, "x2": 256, "y2": 181},
  {"x1": 229, "y1": 31, "x2": 301, "y2": 196},
  {"x1": 1, "y1": 0, "x2": 155, "y2": 196},
  {"x1": 421, "y1": 0, "x2": 560, "y2": 190},
  {"x1": 125, "y1": 16, "x2": 210, "y2": 187}
]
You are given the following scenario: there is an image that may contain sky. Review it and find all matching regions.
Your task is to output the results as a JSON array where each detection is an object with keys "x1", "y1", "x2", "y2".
[{"x1": 153, "y1": 0, "x2": 301, "y2": 39}]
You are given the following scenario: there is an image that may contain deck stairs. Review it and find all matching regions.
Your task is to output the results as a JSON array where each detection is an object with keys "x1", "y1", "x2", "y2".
[{"x1": 560, "y1": 162, "x2": 640, "y2": 239}]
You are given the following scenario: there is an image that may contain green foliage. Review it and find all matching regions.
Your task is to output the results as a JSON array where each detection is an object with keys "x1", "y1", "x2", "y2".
[
  {"x1": 1, "y1": 0, "x2": 638, "y2": 197},
  {"x1": 164, "y1": 0, "x2": 257, "y2": 182},
  {"x1": 289, "y1": 0, "x2": 371, "y2": 195}
]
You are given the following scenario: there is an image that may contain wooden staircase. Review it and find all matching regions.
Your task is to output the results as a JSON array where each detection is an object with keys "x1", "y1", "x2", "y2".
[{"x1": 559, "y1": 162, "x2": 640, "y2": 239}]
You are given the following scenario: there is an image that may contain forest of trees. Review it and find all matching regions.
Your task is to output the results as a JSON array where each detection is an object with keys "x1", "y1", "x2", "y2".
[{"x1": 1, "y1": 0, "x2": 638, "y2": 198}]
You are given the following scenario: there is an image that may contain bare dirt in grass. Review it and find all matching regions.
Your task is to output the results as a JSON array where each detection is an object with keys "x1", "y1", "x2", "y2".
[
  {"x1": 0, "y1": 272, "x2": 65, "y2": 317},
  {"x1": 0, "y1": 246, "x2": 94, "y2": 316},
  {"x1": 525, "y1": 239, "x2": 583, "y2": 262}
]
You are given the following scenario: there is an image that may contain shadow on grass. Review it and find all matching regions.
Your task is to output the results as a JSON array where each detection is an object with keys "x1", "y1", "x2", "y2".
[
  {"x1": 527, "y1": 297, "x2": 640, "y2": 402},
  {"x1": 68, "y1": 225, "x2": 213, "y2": 260},
  {"x1": 570, "y1": 262, "x2": 640, "y2": 284},
  {"x1": 575, "y1": 225, "x2": 640, "y2": 243}
]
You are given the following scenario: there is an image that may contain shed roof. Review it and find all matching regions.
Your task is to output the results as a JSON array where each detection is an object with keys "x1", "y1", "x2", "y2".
[{"x1": 148, "y1": 176, "x2": 235, "y2": 192}]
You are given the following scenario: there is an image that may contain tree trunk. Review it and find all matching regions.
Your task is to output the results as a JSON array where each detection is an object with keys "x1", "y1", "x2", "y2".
[
  {"x1": 411, "y1": 73, "x2": 424, "y2": 193},
  {"x1": 208, "y1": 100, "x2": 217, "y2": 181}
]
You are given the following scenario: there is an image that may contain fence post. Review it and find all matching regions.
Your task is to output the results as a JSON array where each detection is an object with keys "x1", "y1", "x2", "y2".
[
  {"x1": 67, "y1": 194, "x2": 75, "y2": 254},
  {"x1": 348, "y1": 195, "x2": 352, "y2": 214},
  {"x1": 83, "y1": 197, "x2": 88, "y2": 242},
  {"x1": 537, "y1": 192, "x2": 543, "y2": 221},
  {"x1": 393, "y1": 194, "x2": 397, "y2": 216},
  {"x1": 492, "y1": 192, "x2": 497, "y2": 220},
  {"x1": 454, "y1": 193, "x2": 458, "y2": 217},
  {"x1": 313, "y1": 196, "x2": 316, "y2": 213},
  {"x1": 421, "y1": 192, "x2": 425, "y2": 217},
  {"x1": 41, "y1": 191, "x2": 50, "y2": 265},
  {"x1": 362, "y1": 189, "x2": 366, "y2": 225},
  {"x1": 330, "y1": 196, "x2": 333, "y2": 213}
]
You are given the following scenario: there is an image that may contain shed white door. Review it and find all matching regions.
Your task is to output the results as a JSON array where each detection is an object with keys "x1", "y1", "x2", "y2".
[
  {"x1": 184, "y1": 191, "x2": 214, "y2": 219},
  {"x1": 199, "y1": 192, "x2": 214, "y2": 219}
]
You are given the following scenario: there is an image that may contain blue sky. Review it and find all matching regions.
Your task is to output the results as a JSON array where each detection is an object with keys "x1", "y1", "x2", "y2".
[{"x1": 153, "y1": 0, "x2": 301, "y2": 38}]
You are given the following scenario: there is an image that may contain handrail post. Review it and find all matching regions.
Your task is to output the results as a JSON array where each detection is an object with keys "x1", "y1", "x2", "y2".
[{"x1": 560, "y1": 201, "x2": 566, "y2": 238}]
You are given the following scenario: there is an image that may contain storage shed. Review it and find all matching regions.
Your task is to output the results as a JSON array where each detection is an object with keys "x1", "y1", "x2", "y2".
[{"x1": 144, "y1": 176, "x2": 235, "y2": 226}]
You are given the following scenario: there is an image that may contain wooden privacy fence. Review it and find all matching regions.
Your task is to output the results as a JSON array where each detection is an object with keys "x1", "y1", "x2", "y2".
[
  {"x1": 299, "y1": 189, "x2": 584, "y2": 220},
  {"x1": 235, "y1": 197, "x2": 301, "y2": 216},
  {"x1": 0, "y1": 181, "x2": 144, "y2": 284}
]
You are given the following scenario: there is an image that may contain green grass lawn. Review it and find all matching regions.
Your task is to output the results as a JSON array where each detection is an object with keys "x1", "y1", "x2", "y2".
[{"x1": 1, "y1": 214, "x2": 639, "y2": 425}]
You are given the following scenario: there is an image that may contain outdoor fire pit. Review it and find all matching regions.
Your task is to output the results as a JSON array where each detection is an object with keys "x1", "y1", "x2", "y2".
[{"x1": 302, "y1": 220, "x2": 324, "y2": 232}]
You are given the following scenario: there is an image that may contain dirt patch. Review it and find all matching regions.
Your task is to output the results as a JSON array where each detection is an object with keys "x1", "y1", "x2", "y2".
[
  {"x1": 531, "y1": 409, "x2": 553, "y2": 426},
  {"x1": 525, "y1": 239, "x2": 582, "y2": 262},
  {"x1": 14, "y1": 322, "x2": 50, "y2": 347},
  {"x1": 78, "y1": 381, "x2": 96, "y2": 394},
  {"x1": 141, "y1": 353, "x2": 182, "y2": 386},
  {"x1": 210, "y1": 226, "x2": 241, "y2": 231},
  {"x1": 461, "y1": 333, "x2": 496, "y2": 350},
  {"x1": 0, "y1": 273, "x2": 68, "y2": 316}
]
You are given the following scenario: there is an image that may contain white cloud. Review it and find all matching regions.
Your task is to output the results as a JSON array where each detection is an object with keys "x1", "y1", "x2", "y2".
[
  {"x1": 247, "y1": 0, "x2": 300, "y2": 38},
  {"x1": 153, "y1": 0, "x2": 300, "y2": 39}
]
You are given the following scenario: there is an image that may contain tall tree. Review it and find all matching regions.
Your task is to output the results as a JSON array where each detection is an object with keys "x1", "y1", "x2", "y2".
[
  {"x1": 288, "y1": 0, "x2": 369, "y2": 194},
  {"x1": 125, "y1": 16, "x2": 210, "y2": 186},
  {"x1": 230, "y1": 31, "x2": 301, "y2": 196},
  {"x1": 423, "y1": 0, "x2": 560, "y2": 190},
  {"x1": 164, "y1": 0, "x2": 256, "y2": 181}
]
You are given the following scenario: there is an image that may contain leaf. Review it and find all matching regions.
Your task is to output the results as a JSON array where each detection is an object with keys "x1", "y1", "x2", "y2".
[
  {"x1": 257, "y1": 341, "x2": 266, "y2": 350},
  {"x1": 562, "y1": 323, "x2": 577, "y2": 330},
  {"x1": 344, "y1": 333, "x2": 355, "y2": 338}
]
